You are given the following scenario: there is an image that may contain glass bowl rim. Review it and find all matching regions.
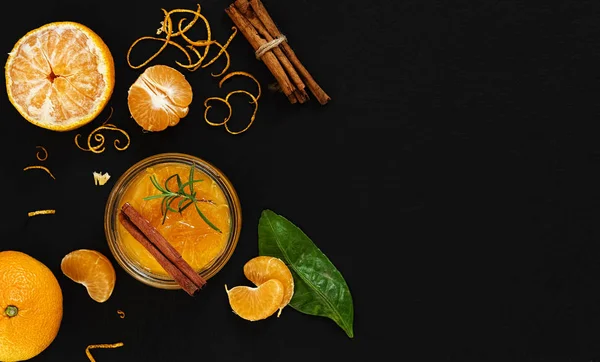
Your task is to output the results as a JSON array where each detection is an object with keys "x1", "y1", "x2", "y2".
[{"x1": 104, "y1": 152, "x2": 242, "y2": 290}]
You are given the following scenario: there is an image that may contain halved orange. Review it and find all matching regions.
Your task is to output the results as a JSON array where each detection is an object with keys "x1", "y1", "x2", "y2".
[
  {"x1": 244, "y1": 256, "x2": 294, "y2": 317},
  {"x1": 60, "y1": 249, "x2": 116, "y2": 303},
  {"x1": 127, "y1": 64, "x2": 193, "y2": 132},
  {"x1": 225, "y1": 279, "x2": 284, "y2": 321},
  {"x1": 5, "y1": 21, "x2": 115, "y2": 131}
]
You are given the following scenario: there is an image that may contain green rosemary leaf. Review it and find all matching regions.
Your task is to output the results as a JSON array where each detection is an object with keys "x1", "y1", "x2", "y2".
[
  {"x1": 180, "y1": 199, "x2": 194, "y2": 212},
  {"x1": 143, "y1": 194, "x2": 168, "y2": 201},
  {"x1": 145, "y1": 165, "x2": 219, "y2": 231},
  {"x1": 149, "y1": 175, "x2": 163, "y2": 192},
  {"x1": 166, "y1": 196, "x2": 179, "y2": 213},
  {"x1": 194, "y1": 202, "x2": 222, "y2": 233},
  {"x1": 180, "y1": 179, "x2": 203, "y2": 193},
  {"x1": 188, "y1": 163, "x2": 196, "y2": 194},
  {"x1": 175, "y1": 174, "x2": 183, "y2": 191},
  {"x1": 164, "y1": 174, "x2": 179, "y2": 192}
]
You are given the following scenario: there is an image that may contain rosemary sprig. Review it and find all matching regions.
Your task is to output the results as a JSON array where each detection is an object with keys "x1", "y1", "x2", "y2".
[{"x1": 143, "y1": 163, "x2": 222, "y2": 233}]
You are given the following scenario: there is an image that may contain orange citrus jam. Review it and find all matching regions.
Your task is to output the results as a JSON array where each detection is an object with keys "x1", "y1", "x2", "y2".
[{"x1": 117, "y1": 163, "x2": 231, "y2": 277}]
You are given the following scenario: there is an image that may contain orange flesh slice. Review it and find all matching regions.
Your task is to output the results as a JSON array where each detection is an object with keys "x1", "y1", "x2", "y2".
[
  {"x1": 5, "y1": 22, "x2": 114, "y2": 131},
  {"x1": 225, "y1": 279, "x2": 285, "y2": 321},
  {"x1": 127, "y1": 65, "x2": 192, "y2": 131},
  {"x1": 60, "y1": 249, "x2": 116, "y2": 303},
  {"x1": 244, "y1": 256, "x2": 294, "y2": 316}
]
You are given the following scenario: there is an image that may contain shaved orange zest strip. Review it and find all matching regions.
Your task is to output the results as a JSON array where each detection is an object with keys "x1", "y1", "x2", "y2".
[
  {"x1": 202, "y1": 27, "x2": 237, "y2": 76},
  {"x1": 202, "y1": 41, "x2": 232, "y2": 77},
  {"x1": 127, "y1": 9, "x2": 173, "y2": 69},
  {"x1": 35, "y1": 146, "x2": 48, "y2": 161},
  {"x1": 165, "y1": 4, "x2": 202, "y2": 36},
  {"x1": 128, "y1": 4, "x2": 241, "y2": 75},
  {"x1": 203, "y1": 90, "x2": 259, "y2": 135},
  {"x1": 204, "y1": 97, "x2": 232, "y2": 126},
  {"x1": 178, "y1": 45, "x2": 204, "y2": 70},
  {"x1": 117, "y1": 310, "x2": 125, "y2": 319},
  {"x1": 28, "y1": 209, "x2": 56, "y2": 217},
  {"x1": 75, "y1": 126, "x2": 131, "y2": 153},
  {"x1": 86, "y1": 343, "x2": 124, "y2": 362},
  {"x1": 224, "y1": 90, "x2": 259, "y2": 135},
  {"x1": 219, "y1": 71, "x2": 262, "y2": 100},
  {"x1": 75, "y1": 109, "x2": 130, "y2": 153},
  {"x1": 24, "y1": 165, "x2": 56, "y2": 180},
  {"x1": 176, "y1": 10, "x2": 212, "y2": 47},
  {"x1": 131, "y1": 37, "x2": 194, "y2": 68}
]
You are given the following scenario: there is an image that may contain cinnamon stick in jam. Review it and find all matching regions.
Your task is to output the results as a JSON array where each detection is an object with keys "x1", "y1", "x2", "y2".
[{"x1": 119, "y1": 202, "x2": 207, "y2": 295}]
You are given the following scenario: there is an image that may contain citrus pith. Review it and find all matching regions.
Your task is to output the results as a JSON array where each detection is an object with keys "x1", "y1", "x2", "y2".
[{"x1": 5, "y1": 21, "x2": 115, "y2": 131}]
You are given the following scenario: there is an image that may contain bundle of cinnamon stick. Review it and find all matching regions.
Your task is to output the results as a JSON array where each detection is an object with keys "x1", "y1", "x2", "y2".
[{"x1": 226, "y1": 0, "x2": 330, "y2": 105}]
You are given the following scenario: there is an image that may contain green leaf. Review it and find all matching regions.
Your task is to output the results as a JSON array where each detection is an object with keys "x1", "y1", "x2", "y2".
[
  {"x1": 258, "y1": 210, "x2": 354, "y2": 338},
  {"x1": 143, "y1": 194, "x2": 167, "y2": 201}
]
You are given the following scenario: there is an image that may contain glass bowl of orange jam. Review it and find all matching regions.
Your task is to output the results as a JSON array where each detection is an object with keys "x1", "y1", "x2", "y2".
[{"x1": 104, "y1": 153, "x2": 242, "y2": 289}]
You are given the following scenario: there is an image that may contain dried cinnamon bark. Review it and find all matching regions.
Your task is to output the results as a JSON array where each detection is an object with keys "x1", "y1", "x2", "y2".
[
  {"x1": 119, "y1": 202, "x2": 207, "y2": 295},
  {"x1": 226, "y1": 0, "x2": 330, "y2": 105},
  {"x1": 234, "y1": 0, "x2": 308, "y2": 103},
  {"x1": 225, "y1": 4, "x2": 299, "y2": 104}
]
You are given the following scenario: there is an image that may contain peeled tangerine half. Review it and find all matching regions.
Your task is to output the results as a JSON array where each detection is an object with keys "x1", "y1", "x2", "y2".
[
  {"x1": 226, "y1": 256, "x2": 295, "y2": 321},
  {"x1": 61, "y1": 249, "x2": 116, "y2": 303},
  {"x1": 225, "y1": 279, "x2": 285, "y2": 321},
  {"x1": 127, "y1": 64, "x2": 193, "y2": 132}
]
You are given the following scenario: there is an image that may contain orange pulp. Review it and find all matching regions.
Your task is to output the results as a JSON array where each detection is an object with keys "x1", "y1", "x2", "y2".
[{"x1": 117, "y1": 163, "x2": 231, "y2": 277}]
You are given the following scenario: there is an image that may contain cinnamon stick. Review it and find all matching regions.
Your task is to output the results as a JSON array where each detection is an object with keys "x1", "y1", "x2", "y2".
[
  {"x1": 234, "y1": 0, "x2": 309, "y2": 103},
  {"x1": 249, "y1": 0, "x2": 331, "y2": 105},
  {"x1": 119, "y1": 202, "x2": 207, "y2": 295},
  {"x1": 118, "y1": 212, "x2": 199, "y2": 296},
  {"x1": 225, "y1": 4, "x2": 299, "y2": 104}
]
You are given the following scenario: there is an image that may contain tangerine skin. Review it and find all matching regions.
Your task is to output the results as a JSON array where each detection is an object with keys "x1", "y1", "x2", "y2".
[{"x1": 0, "y1": 251, "x2": 63, "y2": 361}]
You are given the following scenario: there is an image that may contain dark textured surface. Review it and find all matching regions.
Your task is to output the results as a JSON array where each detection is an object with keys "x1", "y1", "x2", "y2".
[{"x1": 2, "y1": 0, "x2": 600, "y2": 361}]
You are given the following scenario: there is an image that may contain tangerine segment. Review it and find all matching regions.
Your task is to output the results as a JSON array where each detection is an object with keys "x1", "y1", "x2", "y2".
[
  {"x1": 127, "y1": 65, "x2": 192, "y2": 131},
  {"x1": 5, "y1": 22, "x2": 114, "y2": 131},
  {"x1": 225, "y1": 279, "x2": 284, "y2": 321},
  {"x1": 244, "y1": 256, "x2": 294, "y2": 316},
  {"x1": 61, "y1": 249, "x2": 116, "y2": 303}
]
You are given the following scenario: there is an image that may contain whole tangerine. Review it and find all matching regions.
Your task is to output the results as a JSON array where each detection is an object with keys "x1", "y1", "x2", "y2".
[{"x1": 0, "y1": 251, "x2": 63, "y2": 361}]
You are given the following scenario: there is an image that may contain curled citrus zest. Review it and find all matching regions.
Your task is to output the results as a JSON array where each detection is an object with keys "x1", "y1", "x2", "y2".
[
  {"x1": 178, "y1": 45, "x2": 204, "y2": 70},
  {"x1": 203, "y1": 90, "x2": 259, "y2": 135},
  {"x1": 75, "y1": 109, "x2": 130, "y2": 153},
  {"x1": 176, "y1": 10, "x2": 211, "y2": 47},
  {"x1": 86, "y1": 343, "x2": 124, "y2": 362},
  {"x1": 23, "y1": 165, "x2": 56, "y2": 180},
  {"x1": 117, "y1": 310, "x2": 125, "y2": 319},
  {"x1": 203, "y1": 41, "x2": 231, "y2": 77},
  {"x1": 204, "y1": 97, "x2": 232, "y2": 126},
  {"x1": 127, "y1": 36, "x2": 194, "y2": 70},
  {"x1": 201, "y1": 27, "x2": 237, "y2": 76},
  {"x1": 127, "y1": 9, "x2": 174, "y2": 69},
  {"x1": 76, "y1": 125, "x2": 131, "y2": 153},
  {"x1": 35, "y1": 146, "x2": 48, "y2": 161},
  {"x1": 167, "y1": 4, "x2": 202, "y2": 36},
  {"x1": 219, "y1": 71, "x2": 262, "y2": 100},
  {"x1": 28, "y1": 209, "x2": 56, "y2": 217},
  {"x1": 224, "y1": 90, "x2": 259, "y2": 135}
]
